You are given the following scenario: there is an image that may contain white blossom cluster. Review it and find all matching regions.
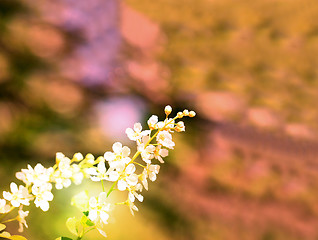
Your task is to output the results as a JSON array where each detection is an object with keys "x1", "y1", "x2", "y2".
[
  {"x1": 77, "y1": 106, "x2": 196, "y2": 233},
  {"x1": 0, "y1": 152, "x2": 96, "y2": 235},
  {"x1": 0, "y1": 105, "x2": 195, "y2": 239}
]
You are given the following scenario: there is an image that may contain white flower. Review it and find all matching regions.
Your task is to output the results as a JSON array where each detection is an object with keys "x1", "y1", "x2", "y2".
[
  {"x1": 153, "y1": 145, "x2": 168, "y2": 163},
  {"x1": 58, "y1": 156, "x2": 72, "y2": 171},
  {"x1": 17, "y1": 207, "x2": 29, "y2": 232},
  {"x1": 3, "y1": 183, "x2": 32, "y2": 207},
  {"x1": 70, "y1": 164, "x2": 84, "y2": 185},
  {"x1": 128, "y1": 183, "x2": 143, "y2": 203},
  {"x1": 52, "y1": 157, "x2": 73, "y2": 189},
  {"x1": 0, "y1": 198, "x2": 10, "y2": 213},
  {"x1": 147, "y1": 115, "x2": 158, "y2": 130},
  {"x1": 32, "y1": 183, "x2": 53, "y2": 211},
  {"x1": 140, "y1": 164, "x2": 160, "y2": 191},
  {"x1": 104, "y1": 142, "x2": 131, "y2": 169},
  {"x1": 88, "y1": 192, "x2": 111, "y2": 225},
  {"x1": 118, "y1": 174, "x2": 138, "y2": 191},
  {"x1": 16, "y1": 164, "x2": 53, "y2": 187},
  {"x1": 156, "y1": 130, "x2": 175, "y2": 149},
  {"x1": 138, "y1": 144, "x2": 155, "y2": 164},
  {"x1": 90, "y1": 160, "x2": 109, "y2": 182},
  {"x1": 126, "y1": 123, "x2": 150, "y2": 141},
  {"x1": 53, "y1": 170, "x2": 72, "y2": 190},
  {"x1": 117, "y1": 164, "x2": 139, "y2": 191}
]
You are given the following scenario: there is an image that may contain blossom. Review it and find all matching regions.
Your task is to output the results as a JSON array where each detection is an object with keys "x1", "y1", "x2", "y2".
[
  {"x1": 138, "y1": 143, "x2": 155, "y2": 164},
  {"x1": 147, "y1": 115, "x2": 158, "y2": 130},
  {"x1": 156, "y1": 130, "x2": 175, "y2": 149},
  {"x1": 104, "y1": 142, "x2": 131, "y2": 169},
  {"x1": 70, "y1": 164, "x2": 84, "y2": 185},
  {"x1": 32, "y1": 183, "x2": 53, "y2": 211},
  {"x1": 153, "y1": 145, "x2": 168, "y2": 163},
  {"x1": 128, "y1": 183, "x2": 143, "y2": 203},
  {"x1": 0, "y1": 198, "x2": 10, "y2": 213},
  {"x1": 88, "y1": 192, "x2": 111, "y2": 226},
  {"x1": 52, "y1": 157, "x2": 73, "y2": 189},
  {"x1": 16, "y1": 164, "x2": 53, "y2": 187},
  {"x1": 90, "y1": 160, "x2": 109, "y2": 182},
  {"x1": 53, "y1": 170, "x2": 72, "y2": 190},
  {"x1": 1, "y1": 105, "x2": 196, "y2": 238},
  {"x1": 3, "y1": 183, "x2": 32, "y2": 207},
  {"x1": 126, "y1": 123, "x2": 150, "y2": 141},
  {"x1": 88, "y1": 158, "x2": 120, "y2": 182},
  {"x1": 140, "y1": 164, "x2": 160, "y2": 190},
  {"x1": 17, "y1": 207, "x2": 29, "y2": 232},
  {"x1": 117, "y1": 164, "x2": 139, "y2": 191}
]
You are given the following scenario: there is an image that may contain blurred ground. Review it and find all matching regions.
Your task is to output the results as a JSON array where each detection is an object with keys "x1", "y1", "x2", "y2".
[{"x1": 1, "y1": 0, "x2": 318, "y2": 239}]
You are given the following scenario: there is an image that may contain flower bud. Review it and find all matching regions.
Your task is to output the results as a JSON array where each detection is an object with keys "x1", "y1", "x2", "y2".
[
  {"x1": 73, "y1": 152, "x2": 84, "y2": 162},
  {"x1": 85, "y1": 153, "x2": 95, "y2": 164},
  {"x1": 189, "y1": 111, "x2": 196, "y2": 117},
  {"x1": 175, "y1": 121, "x2": 185, "y2": 132},
  {"x1": 177, "y1": 112, "x2": 183, "y2": 118},
  {"x1": 96, "y1": 156, "x2": 105, "y2": 163},
  {"x1": 56, "y1": 152, "x2": 65, "y2": 164},
  {"x1": 183, "y1": 109, "x2": 189, "y2": 116},
  {"x1": 164, "y1": 105, "x2": 172, "y2": 115}
]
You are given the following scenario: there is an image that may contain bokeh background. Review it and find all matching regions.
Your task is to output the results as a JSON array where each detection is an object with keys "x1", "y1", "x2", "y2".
[{"x1": 1, "y1": 0, "x2": 318, "y2": 239}]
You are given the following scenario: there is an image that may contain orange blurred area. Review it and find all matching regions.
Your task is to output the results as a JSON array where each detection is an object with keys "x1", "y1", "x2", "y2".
[{"x1": 1, "y1": 0, "x2": 318, "y2": 239}]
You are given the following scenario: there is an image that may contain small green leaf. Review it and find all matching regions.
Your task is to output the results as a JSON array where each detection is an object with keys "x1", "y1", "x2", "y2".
[
  {"x1": 82, "y1": 211, "x2": 89, "y2": 217},
  {"x1": 66, "y1": 217, "x2": 78, "y2": 236},
  {"x1": 85, "y1": 219, "x2": 95, "y2": 227},
  {"x1": 0, "y1": 223, "x2": 6, "y2": 232},
  {"x1": 80, "y1": 215, "x2": 94, "y2": 227},
  {"x1": 9, "y1": 235, "x2": 28, "y2": 240}
]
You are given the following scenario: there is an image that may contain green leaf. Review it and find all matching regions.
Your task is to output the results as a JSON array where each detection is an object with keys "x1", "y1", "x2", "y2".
[
  {"x1": 55, "y1": 237, "x2": 73, "y2": 240},
  {"x1": 82, "y1": 211, "x2": 89, "y2": 217},
  {"x1": 0, "y1": 223, "x2": 6, "y2": 232},
  {"x1": 9, "y1": 235, "x2": 28, "y2": 240},
  {"x1": 66, "y1": 217, "x2": 78, "y2": 236},
  {"x1": 85, "y1": 219, "x2": 95, "y2": 227},
  {"x1": 80, "y1": 215, "x2": 95, "y2": 227}
]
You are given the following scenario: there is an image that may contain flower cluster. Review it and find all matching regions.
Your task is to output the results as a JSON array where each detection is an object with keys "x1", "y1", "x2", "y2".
[
  {"x1": 0, "y1": 106, "x2": 195, "y2": 240},
  {"x1": 0, "y1": 152, "x2": 96, "y2": 238}
]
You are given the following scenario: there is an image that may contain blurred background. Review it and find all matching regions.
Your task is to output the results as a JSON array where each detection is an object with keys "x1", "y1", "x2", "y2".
[{"x1": 1, "y1": 0, "x2": 318, "y2": 239}]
